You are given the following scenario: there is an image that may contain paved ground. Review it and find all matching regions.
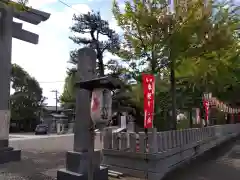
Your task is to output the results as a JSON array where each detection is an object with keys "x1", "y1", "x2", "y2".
[
  {"x1": 0, "y1": 134, "x2": 239, "y2": 180},
  {"x1": 163, "y1": 138, "x2": 240, "y2": 180},
  {"x1": 0, "y1": 134, "x2": 102, "y2": 180},
  {"x1": 1, "y1": 135, "x2": 75, "y2": 180}
]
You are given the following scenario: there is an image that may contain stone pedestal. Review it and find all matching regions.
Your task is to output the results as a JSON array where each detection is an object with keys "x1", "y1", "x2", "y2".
[
  {"x1": 0, "y1": 111, "x2": 21, "y2": 164},
  {"x1": 0, "y1": 147, "x2": 21, "y2": 164},
  {"x1": 57, "y1": 151, "x2": 108, "y2": 180}
]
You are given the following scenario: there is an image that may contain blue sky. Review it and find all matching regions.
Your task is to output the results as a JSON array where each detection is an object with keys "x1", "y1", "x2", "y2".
[{"x1": 12, "y1": 0, "x2": 122, "y2": 106}]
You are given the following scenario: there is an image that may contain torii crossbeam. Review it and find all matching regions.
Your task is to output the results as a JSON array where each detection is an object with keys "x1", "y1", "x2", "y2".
[{"x1": 0, "y1": 1, "x2": 50, "y2": 163}]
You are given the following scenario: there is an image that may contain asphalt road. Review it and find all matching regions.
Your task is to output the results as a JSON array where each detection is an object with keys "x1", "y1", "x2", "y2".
[{"x1": 0, "y1": 134, "x2": 239, "y2": 180}]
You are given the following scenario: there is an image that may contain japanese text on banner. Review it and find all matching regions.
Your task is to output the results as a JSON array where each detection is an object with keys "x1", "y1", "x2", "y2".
[{"x1": 142, "y1": 74, "x2": 155, "y2": 128}]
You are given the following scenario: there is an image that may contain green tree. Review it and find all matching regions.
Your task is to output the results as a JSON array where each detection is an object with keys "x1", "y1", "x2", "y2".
[
  {"x1": 60, "y1": 71, "x2": 76, "y2": 110},
  {"x1": 112, "y1": 0, "x2": 240, "y2": 129},
  {"x1": 69, "y1": 11, "x2": 120, "y2": 76},
  {"x1": 61, "y1": 11, "x2": 121, "y2": 108},
  {"x1": 10, "y1": 64, "x2": 45, "y2": 123}
]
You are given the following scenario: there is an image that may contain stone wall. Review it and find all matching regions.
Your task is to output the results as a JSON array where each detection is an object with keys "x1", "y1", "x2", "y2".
[{"x1": 102, "y1": 124, "x2": 240, "y2": 179}]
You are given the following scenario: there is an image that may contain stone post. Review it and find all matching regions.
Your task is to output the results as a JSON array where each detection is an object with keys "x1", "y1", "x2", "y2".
[
  {"x1": 127, "y1": 115, "x2": 135, "y2": 132},
  {"x1": 57, "y1": 48, "x2": 108, "y2": 180},
  {"x1": 0, "y1": 5, "x2": 21, "y2": 163}
]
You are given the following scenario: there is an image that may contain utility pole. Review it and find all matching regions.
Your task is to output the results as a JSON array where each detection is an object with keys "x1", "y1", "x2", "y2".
[{"x1": 51, "y1": 90, "x2": 59, "y2": 112}]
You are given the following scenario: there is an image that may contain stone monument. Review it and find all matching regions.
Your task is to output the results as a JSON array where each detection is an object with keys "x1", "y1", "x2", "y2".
[
  {"x1": 57, "y1": 47, "x2": 121, "y2": 180},
  {"x1": 0, "y1": 1, "x2": 50, "y2": 163}
]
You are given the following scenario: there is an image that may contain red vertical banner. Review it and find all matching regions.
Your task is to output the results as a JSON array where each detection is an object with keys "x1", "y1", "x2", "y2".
[
  {"x1": 142, "y1": 74, "x2": 155, "y2": 129},
  {"x1": 203, "y1": 99, "x2": 209, "y2": 124}
]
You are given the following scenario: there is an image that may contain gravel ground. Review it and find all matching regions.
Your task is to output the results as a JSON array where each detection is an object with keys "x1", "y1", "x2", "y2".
[
  {"x1": 0, "y1": 151, "x2": 65, "y2": 180},
  {"x1": 0, "y1": 135, "x2": 239, "y2": 180},
  {"x1": 0, "y1": 134, "x2": 103, "y2": 180},
  {"x1": 2, "y1": 135, "x2": 74, "y2": 180}
]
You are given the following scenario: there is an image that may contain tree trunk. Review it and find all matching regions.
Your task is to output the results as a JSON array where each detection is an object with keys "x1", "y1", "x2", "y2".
[
  {"x1": 170, "y1": 59, "x2": 177, "y2": 130},
  {"x1": 98, "y1": 54, "x2": 104, "y2": 76},
  {"x1": 189, "y1": 108, "x2": 193, "y2": 128}
]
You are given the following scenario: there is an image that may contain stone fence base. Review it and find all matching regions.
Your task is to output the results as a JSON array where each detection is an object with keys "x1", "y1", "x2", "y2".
[{"x1": 102, "y1": 125, "x2": 240, "y2": 180}]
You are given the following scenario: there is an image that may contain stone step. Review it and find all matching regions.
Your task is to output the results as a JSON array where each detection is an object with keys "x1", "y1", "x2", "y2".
[
  {"x1": 0, "y1": 148, "x2": 21, "y2": 164},
  {"x1": 0, "y1": 147, "x2": 13, "y2": 152},
  {"x1": 57, "y1": 166, "x2": 108, "y2": 180}
]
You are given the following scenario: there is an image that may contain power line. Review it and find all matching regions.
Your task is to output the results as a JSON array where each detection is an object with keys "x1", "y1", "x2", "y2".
[{"x1": 58, "y1": 0, "x2": 81, "y2": 13}]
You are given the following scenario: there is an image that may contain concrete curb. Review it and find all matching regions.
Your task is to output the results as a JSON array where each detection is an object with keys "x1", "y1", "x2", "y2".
[{"x1": 9, "y1": 133, "x2": 74, "y2": 141}]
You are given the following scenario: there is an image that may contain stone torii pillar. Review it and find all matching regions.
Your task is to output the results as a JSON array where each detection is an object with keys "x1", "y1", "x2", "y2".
[{"x1": 0, "y1": 1, "x2": 50, "y2": 163}]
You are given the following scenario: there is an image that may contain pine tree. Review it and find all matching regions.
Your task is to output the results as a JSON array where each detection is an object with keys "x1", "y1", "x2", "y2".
[{"x1": 69, "y1": 11, "x2": 120, "y2": 76}]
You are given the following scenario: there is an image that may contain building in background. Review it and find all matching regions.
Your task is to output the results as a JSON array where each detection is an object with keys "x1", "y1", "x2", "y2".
[{"x1": 41, "y1": 106, "x2": 74, "y2": 133}]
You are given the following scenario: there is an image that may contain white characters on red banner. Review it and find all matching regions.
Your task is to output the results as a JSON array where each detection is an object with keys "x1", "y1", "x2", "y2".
[{"x1": 143, "y1": 74, "x2": 155, "y2": 128}]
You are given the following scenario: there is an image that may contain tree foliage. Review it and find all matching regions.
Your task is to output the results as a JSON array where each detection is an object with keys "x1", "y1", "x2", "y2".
[
  {"x1": 60, "y1": 0, "x2": 240, "y2": 129},
  {"x1": 69, "y1": 11, "x2": 120, "y2": 76},
  {"x1": 0, "y1": 0, "x2": 29, "y2": 11},
  {"x1": 10, "y1": 64, "x2": 45, "y2": 121},
  {"x1": 61, "y1": 11, "x2": 122, "y2": 108},
  {"x1": 60, "y1": 71, "x2": 76, "y2": 110},
  {"x1": 112, "y1": 0, "x2": 240, "y2": 128}
]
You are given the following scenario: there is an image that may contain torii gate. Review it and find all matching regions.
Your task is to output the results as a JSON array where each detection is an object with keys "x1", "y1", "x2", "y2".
[{"x1": 0, "y1": 1, "x2": 50, "y2": 163}]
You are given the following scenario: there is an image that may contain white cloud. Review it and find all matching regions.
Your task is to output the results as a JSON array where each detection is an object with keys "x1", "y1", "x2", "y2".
[
  {"x1": 12, "y1": 0, "x2": 57, "y2": 8},
  {"x1": 12, "y1": 3, "x2": 91, "y2": 106},
  {"x1": 109, "y1": 16, "x2": 122, "y2": 34}
]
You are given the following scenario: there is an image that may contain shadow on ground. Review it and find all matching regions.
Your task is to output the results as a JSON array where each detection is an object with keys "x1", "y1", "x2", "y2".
[{"x1": 162, "y1": 138, "x2": 240, "y2": 180}]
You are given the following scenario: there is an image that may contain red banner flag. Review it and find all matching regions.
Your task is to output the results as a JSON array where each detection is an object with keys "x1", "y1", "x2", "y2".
[
  {"x1": 142, "y1": 74, "x2": 155, "y2": 128},
  {"x1": 203, "y1": 99, "x2": 209, "y2": 124}
]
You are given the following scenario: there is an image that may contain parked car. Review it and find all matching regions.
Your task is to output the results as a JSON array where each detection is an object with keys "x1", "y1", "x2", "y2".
[{"x1": 35, "y1": 124, "x2": 48, "y2": 135}]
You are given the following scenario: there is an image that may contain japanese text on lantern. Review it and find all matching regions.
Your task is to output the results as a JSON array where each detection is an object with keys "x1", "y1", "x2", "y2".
[{"x1": 142, "y1": 74, "x2": 155, "y2": 128}]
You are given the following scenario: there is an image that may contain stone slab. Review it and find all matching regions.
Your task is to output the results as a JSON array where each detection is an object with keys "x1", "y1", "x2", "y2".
[
  {"x1": 57, "y1": 166, "x2": 108, "y2": 180},
  {"x1": 0, "y1": 139, "x2": 9, "y2": 147},
  {"x1": 66, "y1": 150, "x2": 101, "y2": 174},
  {"x1": 0, "y1": 148, "x2": 21, "y2": 164},
  {"x1": 105, "y1": 164, "x2": 164, "y2": 180}
]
